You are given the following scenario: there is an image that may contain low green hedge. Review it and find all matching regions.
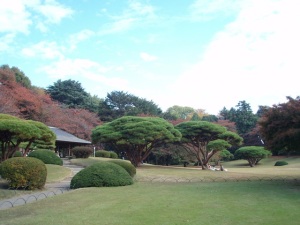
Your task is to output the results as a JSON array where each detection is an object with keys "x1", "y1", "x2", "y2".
[
  {"x1": 13, "y1": 151, "x2": 23, "y2": 157},
  {"x1": 109, "y1": 160, "x2": 136, "y2": 177},
  {"x1": 70, "y1": 161, "x2": 133, "y2": 189},
  {"x1": 72, "y1": 146, "x2": 93, "y2": 158},
  {"x1": 0, "y1": 157, "x2": 47, "y2": 190},
  {"x1": 110, "y1": 151, "x2": 118, "y2": 159},
  {"x1": 95, "y1": 150, "x2": 111, "y2": 158},
  {"x1": 28, "y1": 150, "x2": 63, "y2": 165},
  {"x1": 274, "y1": 161, "x2": 288, "y2": 166}
]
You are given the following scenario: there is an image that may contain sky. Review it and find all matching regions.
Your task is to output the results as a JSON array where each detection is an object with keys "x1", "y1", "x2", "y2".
[{"x1": 1, "y1": 0, "x2": 299, "y2": 115}]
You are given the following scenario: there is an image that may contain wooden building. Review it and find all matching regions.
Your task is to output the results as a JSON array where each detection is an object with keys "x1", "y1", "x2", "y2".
[{"x1": 49, "y1": 126, "x2": 91, "y2": 157}]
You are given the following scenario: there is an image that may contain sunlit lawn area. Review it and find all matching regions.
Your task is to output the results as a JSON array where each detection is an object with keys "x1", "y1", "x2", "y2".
[
  {"x1": 46, "y1": 164, "x2": 72, "y2": 183},
  {"x1": 0, "y1": 181, "x2": 299, "y2": 225},
  {"x1": 0, "y1": 156, "x2": 299, "y2": 225}
]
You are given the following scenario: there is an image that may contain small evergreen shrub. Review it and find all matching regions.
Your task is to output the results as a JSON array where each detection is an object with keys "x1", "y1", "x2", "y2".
[
  {"x1": 110, "y1": 151, "x2": 118, "y2": 159},
  {"x1": 95, "y1": 150, "x2": 111, "y2": 158},
  {"x1": 0, "y1": 157, "x2": 47, "y2": 190},
  {"x1": 274, "y1": 161, "x2": 288, "y2": 166},
  {"x1": 70, "y1": 161, "x2": 133, "y2": 189},
  {"x1": 72, "y1": 146, "x2": 92, "y2": 158},
  {"x1": 28, "y1": 150, "x2": 63, "y2": 165},
  {"x1": 109, "y1": 160, "x2": 136, "y2": 177},
  {"x1": 13, "y1": 151, "x2": 22, "y2": 157}
]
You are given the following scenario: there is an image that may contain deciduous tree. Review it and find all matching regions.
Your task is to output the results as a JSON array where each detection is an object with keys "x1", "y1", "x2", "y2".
[{"x1": 259, "y1": 96, "x2": 300, "y2": 155}]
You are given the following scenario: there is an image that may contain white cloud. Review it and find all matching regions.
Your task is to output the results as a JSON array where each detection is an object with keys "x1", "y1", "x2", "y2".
[
  {"x1": 32, "y1": 0, "x2": 73, "y2": 24},
  {"x1": 173, "y1": 0, "x2": 300, "y2": 114},
  {"x1": 21, "y1": 41, "x2": 64, "y2": 59},
  {"x1": 37, "y1": 58, "x2": 128, "y2": 89},
  {"x1": 189, "y1": 0, "x2": 241, "y2": 20},
  {"x1": 99, "y1": 0, "x2": 156, "y2": 35},
  {"x1": 69, "y1": 29, "x2": 95, "y2": 50},
  {"x1": 0, "y1": 0, "x2": 73, "y2": 34},
  {"x1": 0, "y1": 1, "x2": 32, "y2": 33},
  {"x1": 128, "y1": 0, "x2": 155, "y2": 17},
  {"x1": 0, "y1": 34, "x2": 15, "y2": 52},
  {"x1": 140, "y1": 52, "x2": 158, "y2": 62},
  {"x1": 99, "y1": 18, "x2": 137, "y2": 35}
]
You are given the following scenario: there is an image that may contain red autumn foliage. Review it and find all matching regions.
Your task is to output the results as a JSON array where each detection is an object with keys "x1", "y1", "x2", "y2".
[
  {"x1": 0, "y1": 69, "x2": 101, "y2": 141},
  {"x1": 214, "y1": 119, "x2": 237, "y2": 132}
]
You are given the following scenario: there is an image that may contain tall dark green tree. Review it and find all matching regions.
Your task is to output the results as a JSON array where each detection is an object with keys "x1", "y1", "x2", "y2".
[
  {"x1": 98, "y1": 91, "x2": 162, "y2": 122},
  {"x1": 202, "y1": 114, "x2": 218, "y2": 122},
  {"x1": 220, "y1": 101, "x2": 257, "y2": 135},
  {"x1": 256, "y1": 105, "x2": 270, "y2": 117},
  {"x1": 46, "y1": 79, "x2": 89, "y2": 109},
  {"x1": 259, "y1": 96, "x2": 300, "y2": 155}
]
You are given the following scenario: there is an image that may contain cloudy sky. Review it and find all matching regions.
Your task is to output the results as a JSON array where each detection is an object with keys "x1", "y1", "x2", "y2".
[{"x1": 1, "y1": 0, "x2": 299, "y2": 115}]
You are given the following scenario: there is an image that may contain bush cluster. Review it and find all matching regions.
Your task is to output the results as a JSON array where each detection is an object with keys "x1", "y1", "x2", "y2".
[
  {"x1": 28, "y1": 150, "x2": 63, "y2": 165},
  {"x1": 109, "y1": 151, "x2": 118, "y2": 158},
  {"x1": 13, "y1": 151, "x2": 23, "y2": 157},
  {"x1": 0, "y1": 157, "x2": 47, "y2": 190},
  {"x1": 109, "y1": 160, "x2": 136, "y2": 177},
  {"x1": 70, "y1": 161, "x2": 133, "y2": 189},
  {"x1": 95, "y1": 150, "x2": 118, "y2": 158},
  {"x1": 274, "y1": 161, "x2": 288, "y2": 166},
  {"x1": 72, "y1": 146, "x2": 93, "y2": 158}
]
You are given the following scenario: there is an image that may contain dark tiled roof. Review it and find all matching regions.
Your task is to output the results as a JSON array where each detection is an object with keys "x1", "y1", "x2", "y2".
[{"x1": 49, "y1": 127, "x2": 91, "y2": 144}]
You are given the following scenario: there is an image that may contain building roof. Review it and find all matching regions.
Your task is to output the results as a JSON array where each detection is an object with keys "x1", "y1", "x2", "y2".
[{"x1": 49, "y1": 127, "x2": 91, "y2": 144}]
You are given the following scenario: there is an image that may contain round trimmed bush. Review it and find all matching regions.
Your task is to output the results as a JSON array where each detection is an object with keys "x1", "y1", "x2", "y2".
[
  {"x1": 28, "y1": 150, "x2": 63, "y2": 165},
  {"x1": 0, "y1": 157, "x2": 47, "y2": 190},
  {"x1": 109, "y1": 160, "x2": 136, "y2": 177},
  {"x1": 95, "y1": 150, "x2": 111, "y2": 158},
  {"x1": 110, "y1": 151, "x2": 118, "y2": 158},
  {"x1": 13, "y1": 151, "x2": 22, "y2": 157},
  {"x1": 274, "y1": 161, "x2": 288, "y2": 166},
  {"x1": 70, "y1": 161, "x2": 133, "y2": 189},
  {"x1": 72, "y1": 146, "x2": 93, "y2": 158}
]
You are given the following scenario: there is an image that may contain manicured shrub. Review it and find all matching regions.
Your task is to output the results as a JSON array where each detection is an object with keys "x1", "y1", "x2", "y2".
[
  {"x1": 109, "y1": 160, "x2": 136, "y2": 177},
  {"x1": 13, "y1": 151, "x2": 22, "y2": 157},
  {"x1": 0, "y1": 157, "x2": 47, "y2": 190},
  {"x1": 70, "y1": 161, "x2": 133, "y2": 189},
  {"x1": 110, "y1": 151, "x2": 118, "y2": 159},
  {"x1": 274, "y1": 161, "x2": 288, "y2": 166},
  {"x1": 95, "y1": 150, "x2": 111, "y2": 158},
  {"x1": 28, "y1": 150, "x2": 63, "y2": 165},
  {"x1": 72, "y1": 146, "x2": 92, "y2": 158}
]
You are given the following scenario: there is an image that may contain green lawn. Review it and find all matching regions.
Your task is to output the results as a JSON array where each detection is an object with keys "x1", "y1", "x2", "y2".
[
  {"x1": 0, "y1": 156, "x2": 299, "y2": 225},
  {"x1": 0, "y1": 181, "x2": 299, "y2": 225},
  {"x1": 46, "y1": 164, "x2": 72, "y2": 183}
]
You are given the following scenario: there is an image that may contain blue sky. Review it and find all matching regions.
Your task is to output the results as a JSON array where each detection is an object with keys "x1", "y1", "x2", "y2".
[{"x1": 1, "y1": 0, "x2": 299, "y2": 115}]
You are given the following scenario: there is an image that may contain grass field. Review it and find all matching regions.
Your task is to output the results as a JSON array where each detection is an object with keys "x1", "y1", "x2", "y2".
[{"x1": 0, "y1": 156, "x2": 299, "y2": 225}]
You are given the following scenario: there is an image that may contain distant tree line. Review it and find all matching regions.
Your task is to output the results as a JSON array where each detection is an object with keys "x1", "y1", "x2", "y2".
[{"x1": 1, "y1": 64, "x2": 299, "y2": 164}]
